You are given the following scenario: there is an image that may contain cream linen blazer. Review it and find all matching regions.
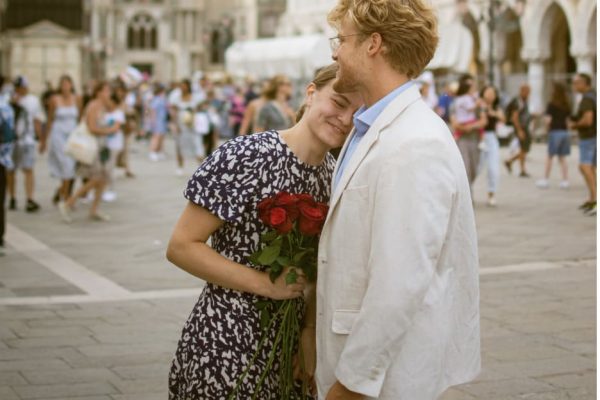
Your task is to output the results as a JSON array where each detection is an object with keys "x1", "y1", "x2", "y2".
[{"x1": 316, "y1": 85, "x2": 481, "y2": 400}]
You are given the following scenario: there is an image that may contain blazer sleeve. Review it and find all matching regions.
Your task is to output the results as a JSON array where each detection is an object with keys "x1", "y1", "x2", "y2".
[{"x1": 334, "y1": 138, "x2": 457, "y2": 397}]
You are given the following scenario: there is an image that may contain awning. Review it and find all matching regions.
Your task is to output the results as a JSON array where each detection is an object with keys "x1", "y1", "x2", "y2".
[
  {"x1": 225, "y1": 34, "x2": 332, "y2": 80},
  {"x1": 427, "y1": 21, "x2": 474, "y2": 73}
]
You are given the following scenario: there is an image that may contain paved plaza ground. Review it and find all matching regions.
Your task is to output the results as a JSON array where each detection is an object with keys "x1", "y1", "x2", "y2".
[{"x1": 0, "y1": 137, "x2": 596, "y2": 399}]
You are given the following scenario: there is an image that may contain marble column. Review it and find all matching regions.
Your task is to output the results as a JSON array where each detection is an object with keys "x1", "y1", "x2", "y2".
[
  {"x1": 574, "y1": 52, "x2": 596, "y2": 75},
  {"x1": 526, "y1": 58, "x2": 547, "y2": 114}
]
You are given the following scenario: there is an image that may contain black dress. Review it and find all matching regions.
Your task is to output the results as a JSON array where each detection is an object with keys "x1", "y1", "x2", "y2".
[{"x1": 169, "y1": 130, "x2": 335, "y2": 399}]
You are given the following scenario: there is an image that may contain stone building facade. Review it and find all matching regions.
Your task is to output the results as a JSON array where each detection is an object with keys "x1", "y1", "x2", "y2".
[
  {"x1": 277, "y1": 0, "x2": 597, "y2": 111},
  {"x1": 0, "y1": 0, "x2": 287, "y2": 93}
]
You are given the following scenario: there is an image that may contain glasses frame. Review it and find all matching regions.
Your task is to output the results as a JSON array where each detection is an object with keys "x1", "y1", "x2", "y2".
[{"x1": 328, "y1": 33, "x2": 363, "y2": 52}]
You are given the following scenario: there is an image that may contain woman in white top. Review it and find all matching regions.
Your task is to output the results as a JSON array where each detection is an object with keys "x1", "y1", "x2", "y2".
[
  {"x1": 47, "y1": 75, "x2": 82, "y2": 204},
  {"x1": 170, "y1": 79, "x2": 202, "y2": 176}
]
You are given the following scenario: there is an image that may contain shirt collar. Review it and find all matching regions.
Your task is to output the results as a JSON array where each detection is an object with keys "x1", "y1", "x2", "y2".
[{"x1": 352, "y1": 80, "x2": 414, "y2": 137}]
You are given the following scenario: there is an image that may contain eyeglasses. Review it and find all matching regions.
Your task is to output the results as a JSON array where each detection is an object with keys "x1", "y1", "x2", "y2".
[{"x1": 328, "y1": 33, "x2": 362, "y2": 52}]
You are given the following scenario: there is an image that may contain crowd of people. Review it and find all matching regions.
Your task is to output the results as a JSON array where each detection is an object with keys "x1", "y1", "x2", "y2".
[
  {"x1": 0, "y1": 65, "x2": 596, "y2": 249},
  {"x1": 0, "y1": 70, "x2": 306, "y2": 237},
  {"x1": 419, "y1": 71, "x2": 597, "y2": 214}
]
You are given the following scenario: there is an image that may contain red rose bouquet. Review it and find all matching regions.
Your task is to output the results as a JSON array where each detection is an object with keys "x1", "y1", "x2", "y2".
[{"x1": 228, "y1": 191, "x2": 328, "y2": 400}]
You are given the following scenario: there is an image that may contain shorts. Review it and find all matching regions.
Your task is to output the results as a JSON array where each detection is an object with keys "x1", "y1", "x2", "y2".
[
  {"x1": 547, "y1": 130, "x2": 570, "y2": 156},
  {"x1": 10, "y1": 143, "x2": 36, "y2": 171},
  {"x1": 579, "y1": 138, "x2": 597, "y2": 165},
  {"x1": 518, "y1": 133, "x2": 531, "y2": 153}
]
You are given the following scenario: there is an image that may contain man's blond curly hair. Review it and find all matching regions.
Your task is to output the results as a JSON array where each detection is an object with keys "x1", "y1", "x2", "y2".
[{"x1": 328, "y1": 0, "x2": 439, "y2": 78}]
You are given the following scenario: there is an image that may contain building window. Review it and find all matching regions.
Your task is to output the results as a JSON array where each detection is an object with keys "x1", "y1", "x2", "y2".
[{"x1": 127, "y1": 13, "x2": 158, "y2": 50}]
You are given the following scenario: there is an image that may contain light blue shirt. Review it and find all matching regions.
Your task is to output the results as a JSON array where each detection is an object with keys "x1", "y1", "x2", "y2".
[{"x1": 333, "y1": 81, "x2": 414, "y2": 191}]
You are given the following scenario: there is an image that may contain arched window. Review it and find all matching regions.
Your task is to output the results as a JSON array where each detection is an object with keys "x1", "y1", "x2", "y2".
[{"x1": 127, "y1": 14, "x2": 158, "y2": 50}]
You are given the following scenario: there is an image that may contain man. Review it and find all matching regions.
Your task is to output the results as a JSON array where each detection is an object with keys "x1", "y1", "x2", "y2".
[
  {"x1": 503, "y1": 84, "x2": 532, "y2": 177},
  {"x1": 0, "y1": 75, "x2": 16, "y2": 252},
  {"x1": 6, "y1": 76, "x2": 45, "y2": 212},
  {"x1": 314, "y1": 1, "x2": 481, "y2": 399},
  {"x1": 569, "y1": 73, "x2": 596, "y2": 215}
]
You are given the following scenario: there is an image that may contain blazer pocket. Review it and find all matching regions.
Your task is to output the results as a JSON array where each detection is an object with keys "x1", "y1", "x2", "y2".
[
  {"x1": 331, "y1": 309, "x2": 360, "y2": 335},
  {"x1": 342, "y1": 185, "x2": 368, "y2": 203}
]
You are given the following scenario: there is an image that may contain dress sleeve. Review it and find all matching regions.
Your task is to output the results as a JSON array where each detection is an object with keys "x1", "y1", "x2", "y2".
[{"x1": 184, "y1": 137, "x2": 259, "y2": 224}]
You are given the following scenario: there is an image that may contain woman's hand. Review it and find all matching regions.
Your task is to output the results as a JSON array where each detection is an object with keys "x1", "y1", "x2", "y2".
[
  {"x1": 293, "y1": 326, "x2": 317, "y2": 396},
  {"x1": 262, "y1": 266, "x2": 306, "y2": 300}
]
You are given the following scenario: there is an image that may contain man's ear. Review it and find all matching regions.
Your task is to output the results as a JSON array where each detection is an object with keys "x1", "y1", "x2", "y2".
[{"x1": 367, "y1": 32, "x2": 384, "y2": 56}]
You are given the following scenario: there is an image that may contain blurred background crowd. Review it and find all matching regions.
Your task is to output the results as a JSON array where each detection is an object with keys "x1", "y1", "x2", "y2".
[{"x1": 0, "y1": 0, "x2": 596, "y2": 246}]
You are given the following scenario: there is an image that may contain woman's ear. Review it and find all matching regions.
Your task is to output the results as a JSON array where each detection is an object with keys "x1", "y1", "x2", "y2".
[{"x1": 305, "y1": 83, "x2": 317, "y2": 107}]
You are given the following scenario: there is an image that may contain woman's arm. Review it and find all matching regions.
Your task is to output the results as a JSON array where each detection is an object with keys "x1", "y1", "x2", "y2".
[
  {"x1": 85, "y1": 102, "x2": 120, "y2": 136},
  {"x1": 166, "y1": 202, "x2": 305, "y2": 300},
  {"x1": 46, "y1": 96, "x2": 57, "y2": 136}
]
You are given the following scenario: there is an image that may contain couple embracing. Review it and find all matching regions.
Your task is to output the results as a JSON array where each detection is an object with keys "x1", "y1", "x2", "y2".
[{"x1": 166, "y1": 0, "x2": 481, "y2": 399}]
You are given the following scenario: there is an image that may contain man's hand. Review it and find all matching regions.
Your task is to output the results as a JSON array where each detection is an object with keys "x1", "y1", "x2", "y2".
[{"x1": 325, "y1": 381, "x2": 363, "y2": 400}]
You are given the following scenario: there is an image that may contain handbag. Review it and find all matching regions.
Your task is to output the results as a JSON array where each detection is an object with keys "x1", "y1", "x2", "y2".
[{"x1": 65, "y1": 121, "x2": 98, "y2": 165}]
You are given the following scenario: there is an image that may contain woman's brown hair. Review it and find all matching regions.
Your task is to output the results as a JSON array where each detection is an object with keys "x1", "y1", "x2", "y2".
[
  {"x1": 550, "y1": 81, "x2": 571, "y2": 112},
  {"x1": 262, "y1": 75, "x2": 290, "y2": 100},
  {"x1": 295, "y1": 63, "x2": 340, "y2": 121}
]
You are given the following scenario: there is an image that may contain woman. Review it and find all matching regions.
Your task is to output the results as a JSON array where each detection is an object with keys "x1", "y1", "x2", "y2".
[
  {"x1": 58, "y1": 81, "x2": 121, "y2": 222},
  {"x1": 47, "y1": 75, "x2": 81, "y2": 204},
  {"x1": 450, "y1": 75, "x2": 487, "y2": 193},
  {"x1": 478, "y1": 85, "x2": 505, "y2": 206},
  {"x1": 255, "y1": 75, "x2": 296, "y2": 133},
  {"x1": 113, "y1": 80, "x2": 135, "y2": 178},
  {"x1": 536, "y1": 82, "x2": 572, "y2": 189},
  {"x1": 171, "y1": 79, "x2": 202, "y2": 176},
  {"x1": 102, "y1": 85, "x2": 127, "y2": 203},
  {"x1": 166, "y1": 64, "x2": 361, "y2": 399},
  {"x1": 148, "y1": 83, "x2": 169, "y2": 161}
]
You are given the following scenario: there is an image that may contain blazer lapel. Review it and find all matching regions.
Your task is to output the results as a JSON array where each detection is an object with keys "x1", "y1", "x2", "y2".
[{"x1": 326, "y1": 85, "x2": 423, "y2": 221}]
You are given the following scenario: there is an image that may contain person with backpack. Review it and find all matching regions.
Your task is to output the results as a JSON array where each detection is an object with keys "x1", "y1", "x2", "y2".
[
  {"x1": 6, "y1": 76, "x2": 45, "y2": 213},
  {"x1": 0, "y1": 75, "x2": 16, "y2": 251},
  {"x1": 504, "y1": 84, "x2": 532, "y2": 177},
  {"x1": 569, "y1": 73, "x2": 597, "y2": 216}
]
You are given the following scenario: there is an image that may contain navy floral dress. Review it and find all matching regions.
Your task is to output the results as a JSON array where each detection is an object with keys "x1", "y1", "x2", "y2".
[{"x1": 169, "y1": 130, "x2": 335, "y2": 400}]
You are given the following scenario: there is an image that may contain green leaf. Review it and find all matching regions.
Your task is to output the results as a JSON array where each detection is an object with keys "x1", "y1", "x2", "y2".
[
  {"x1": 292, "y1": 250, "x2": 308, "y2": 265},
  {"x1": 285, "y1": 268, "x2": 298, "y2": 285},
  {"x1": 261, "y1": 231, "x2": 278, "y2": 242},
  {"x1": 269, "y1": 269, "x2": 280, "y2": 283},
  {"x1": 276, "y1": 256, "x2": 291, "y2": 266},
  {"x1": 259, "y1": 309, "x2": 271, "y2": 330},
  {"x1": 248, "y1": 251, "x2": 261, "y2": 265},
  {"x1": 258, "y1": 244, "x2": 281, "y2": 265}
]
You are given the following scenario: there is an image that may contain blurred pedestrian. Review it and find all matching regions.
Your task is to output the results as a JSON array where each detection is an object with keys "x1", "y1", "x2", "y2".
[
  {"x1": 228, "y1": 86, "x2": 245, "y2": 137},
  {"x1": 149, "y1": 82, "x2": 169, "y2": 161},
  {"x1": 450, "y1": 74, "x2": 487, "y2": 192},
  {"x1": 536, "y1": 82, "x2": 571, "y2": 190},
  {"x1": 170, "y1": 79, "x2": 203, "y2": 175},
  {"x1": 255, "y1": 75, "x2": 295, "y2": 132},
  {"x1": 479, "y1": 85, "x2": 505, "y2": 206},
  {"x1": 6, "y1": 76, "x2": 45, "y2": 213},
  {"x1": 569, "y1": 73, "x2": 597, "y2": 215},
  {"x1": 47, "y1": 75, "x2": 81, "y2": 205},
  {"x1": 504, "y1": 84, "x2": 532, "y2": 177},
  {"x1": 238, "y1": 80, "x2": 268, "y2": 136},
  {"x1": 103, "y1": 86, "x2": 127, "y2": 203},
  {"x1": 114, "y1": 80, "x2": 135, "y2": 178},
  {"x1": 0, "y1": 75, "x2": 15, "y2": 251},
  {"x1": 59, "y1": 81, "x2": 122, "y2": 223}
]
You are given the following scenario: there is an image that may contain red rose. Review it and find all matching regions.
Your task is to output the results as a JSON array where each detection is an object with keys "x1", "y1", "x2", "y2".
[
  {"x1": 273, "y1": 192, "x2": 299, "y2": 221},
  {"x1": 269, "y1": 207, "x2": 287, "y2": 226},
  {"x1": 258, "y1": 197, "x2": 276, "y2": 226},
  {"x1": 298, "y1": 200, "x2": 326, "y2": 236}
]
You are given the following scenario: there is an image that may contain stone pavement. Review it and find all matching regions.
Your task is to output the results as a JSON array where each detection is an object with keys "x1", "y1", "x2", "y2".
[{"x1": 0, "y1": 137, "x2": 596, "y2": 399}]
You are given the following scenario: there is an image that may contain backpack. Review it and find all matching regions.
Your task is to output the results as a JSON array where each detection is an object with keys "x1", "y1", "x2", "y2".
[{"x1": 0, "y1": 103, "x2": 15, "y2": 144}]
